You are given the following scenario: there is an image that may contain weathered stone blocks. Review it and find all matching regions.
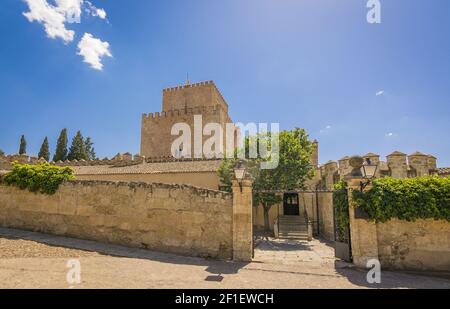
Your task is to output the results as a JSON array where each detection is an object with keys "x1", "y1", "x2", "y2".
[{"x1": 0, "y1": 180, "x2": 233, "y2": 259}]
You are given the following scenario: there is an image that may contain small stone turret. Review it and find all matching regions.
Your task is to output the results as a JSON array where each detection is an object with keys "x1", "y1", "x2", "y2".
[
  {"x1": 408, "y1": 152, "x2": 429, "y2": 177},
  {"x1": 338, "y1": 156, "x2": 351, "y2": 178},
  {"x1": 312, "y1": 140, "x2": 319, "y2": 168},
  {"x1": 387, "y1": 151, "x2": 408, "y2": 178},
  {"x1": 322, "y1": 161, "x2": 339, "y2": 189},
  {"x1": 427, "y1": 155, "x2": 437, "y2": 173}
]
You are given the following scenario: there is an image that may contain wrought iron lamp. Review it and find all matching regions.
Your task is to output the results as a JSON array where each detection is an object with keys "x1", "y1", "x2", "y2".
[{"x1": 360, "y1": 158, "x2": 378, "y2": 190}]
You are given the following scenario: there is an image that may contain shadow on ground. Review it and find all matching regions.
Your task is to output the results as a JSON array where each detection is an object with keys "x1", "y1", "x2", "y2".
[
  {"x1": 0, "y1": 228, "x2": 248, "y2": 277},
  {"x1": 334, "y1": 256, "x2": 450, "y2": 289}
]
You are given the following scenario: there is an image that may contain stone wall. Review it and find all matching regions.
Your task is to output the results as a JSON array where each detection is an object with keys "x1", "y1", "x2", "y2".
[
  {"x1": 317, "y1": 192, "x2": 334, "y2": 241},
  {"x1": 0, "y1": 181, "x2": 233, "y2": 259},
  {"x1": 162, "y1": 81, "x2": 229, "y2": 112},
  {"x1": 346, "y1": 178, "x2": 450, "y2": 271},
  {"x1": 377, "y1": 219, "x2": 450, "y2": 271}
]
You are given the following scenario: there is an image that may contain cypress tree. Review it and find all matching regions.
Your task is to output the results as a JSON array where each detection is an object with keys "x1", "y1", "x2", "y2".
[
  {"x1": 38, "y1": 137, "x2": 50, "y2": 161},
  {"x1": 53, "y1": 129, "x2": 68, "y2": 162},
  {"x1": 68, "y1": 131, "x2": 87, "y2": 161},
  {"x1": 19, "y1": 135, "x2": 27, "y2": 155},
  {"x1": 84, "y1": 137, "x2": 96, "y2": 161}
]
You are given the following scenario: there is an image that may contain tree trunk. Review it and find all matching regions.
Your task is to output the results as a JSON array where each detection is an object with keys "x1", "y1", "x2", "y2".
[{"x1": 263, "y1": 203, "x2": 271, "y2": 231}]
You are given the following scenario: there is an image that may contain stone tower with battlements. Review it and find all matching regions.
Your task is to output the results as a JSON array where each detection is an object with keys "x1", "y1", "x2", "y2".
[{"x1": 141, "y1": 81, "x2": 234, "y2": 159}]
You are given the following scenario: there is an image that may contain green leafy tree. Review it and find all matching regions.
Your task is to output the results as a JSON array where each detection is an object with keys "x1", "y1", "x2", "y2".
[
  {"x1": 53, "y1": 129, "x2": 68, "y2": 162},
  {"x1": 19, "y1": 135, "x2": 27, "y2": 155},
  {"x1": 38, "y1": 137, "x2": 50, "y2": 161},
  {"x1": 84, "y1": 137, "x2": 97, "y2": 161},
  {"x1": 218, "y1": 128, "x2": 315, "y2": 231},
  {"x1": 0, "y1": 149, "x2": 4, "y2": 156},
  {"x1": 67, "y1": 131, "x2": 87, "y2": 161}
]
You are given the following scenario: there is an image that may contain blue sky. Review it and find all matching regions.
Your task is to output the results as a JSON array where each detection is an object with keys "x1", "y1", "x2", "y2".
[{"x1": 1, "y1": 0, "x2": 449, "y2": 166}]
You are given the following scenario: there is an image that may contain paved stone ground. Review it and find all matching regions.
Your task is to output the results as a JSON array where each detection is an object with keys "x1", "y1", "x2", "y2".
[{"x1": 0, "y1": 228, "x2": 449, "y2": 289}]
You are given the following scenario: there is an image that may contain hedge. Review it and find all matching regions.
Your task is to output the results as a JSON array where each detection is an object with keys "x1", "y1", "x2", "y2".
[
  {"x1": 352, "y1": 176, "x2": 450, "y2": 222},
  {"x1": 1, "y1": 162, "x2": 74, "y2": 195}
]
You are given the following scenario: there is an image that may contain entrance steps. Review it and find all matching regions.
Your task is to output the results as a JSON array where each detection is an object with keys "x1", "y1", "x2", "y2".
[{"x1": 277, "y1": 215, "x2": 310, "y2": 241}]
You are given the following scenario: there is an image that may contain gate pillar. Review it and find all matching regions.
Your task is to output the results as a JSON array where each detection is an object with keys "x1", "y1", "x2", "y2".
[
  {"x1": 232, "y1": 177, "x2": 254, "y2": 262},
  {"x1": 346, "y1": 177, "x2": 379, "y2": 268}
]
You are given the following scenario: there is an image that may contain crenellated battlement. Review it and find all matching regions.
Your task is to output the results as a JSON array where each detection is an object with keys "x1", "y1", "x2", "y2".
[
  {"x1": 142, "y1": 104, "x2": 224, "y2": 121},
  {"x1": 162, "y1": 80, "x2": 215, "y2": 92},
  {"x1": 318, "y1": 151, "x2": 441, "y2": 189}
]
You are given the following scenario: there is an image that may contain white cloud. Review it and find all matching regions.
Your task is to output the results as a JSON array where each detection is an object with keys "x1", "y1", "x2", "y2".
[
  {"x1": 77, "y1": 33, "x2": 112, "y2": 70},
  {"x1": 385, "y1": 132, "x2": 398, "y2": 138},
  {"x1": 23, "y1": 0, "x2": 111, "y2": 69},
  {"x1": 95, "y1": 8, "x2": 107, "y2": 19},
  {"x1": 319, "y1": 125, "x2": 332, "y2": 134},
  {"x1": 23, "y1": 0, "x2": 76, "y2": 42},
  {"x1": 84, "y1": 1, "x2": 107, "y2": 20},
  {"x1": 376, "y1": 90, "x2": 385, "y2": 96}
]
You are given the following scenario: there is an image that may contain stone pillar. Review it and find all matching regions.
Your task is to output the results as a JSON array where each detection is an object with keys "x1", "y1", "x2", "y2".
[
  {"x1": 312, "y1": 140, "x2": 319, "y2": 168},
  {"x1": 408, "y1": 152, "x2": 429, "y2": 177},
  {"x1": 232, "y1": 177, "x2": 254, "y2": 262},
  {"x1": 346, "y1": 177, "x2": 379, "y2": 268},
  {"x1": 387, "y1": 151, "x2": 407, "y2": 179}
]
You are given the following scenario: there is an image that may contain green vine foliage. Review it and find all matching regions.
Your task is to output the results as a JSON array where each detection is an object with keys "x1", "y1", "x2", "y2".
[
  {"x1": 333, "y1": 180, "x2": 349, "y2": 242},
  {"x1": 352, "y1": 176, "x2": 450, "y2": 223},
  {"x1": 2, "y1": 162, "x2": 74, "y2": 195}
]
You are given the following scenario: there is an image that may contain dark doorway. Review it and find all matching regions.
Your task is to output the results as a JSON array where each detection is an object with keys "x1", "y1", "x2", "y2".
[{"x1": 283, "y1": 193, "x2": 300, "y2": 216}]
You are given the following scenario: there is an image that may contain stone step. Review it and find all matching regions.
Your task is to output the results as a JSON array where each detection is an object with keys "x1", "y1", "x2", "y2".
[
  {"x1": 279, "y1": 222, "x2": 308, "y2": 226},
  {"x1": 278, "y1": 229, "x2": 308, "y2": 234},
  {"x1": 278, "y1": 217, "x2": 306, "y2": 222},
  {"x1": 278, "y1": 221, "x2": 306, "y2": 225},
  {"x1": 279, "y1": 231, "x2": 308, "y2": 236},
  {"x1": 278, "y1": 235, "x2": 309, "y2": 241}
]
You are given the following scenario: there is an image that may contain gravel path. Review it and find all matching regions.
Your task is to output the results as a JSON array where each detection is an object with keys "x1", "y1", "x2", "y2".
[
  {"x1": 1, "y1": 228, "x2": 449, "y2": 289},
  {"x1": 0, "y1": 237, "x2": 101, "y2": 259}
]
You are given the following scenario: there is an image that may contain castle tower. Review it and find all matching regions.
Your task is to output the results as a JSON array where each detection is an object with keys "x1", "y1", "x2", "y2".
[{"x1": 141, "y1": 81, "x2": 234, "y2": 159}]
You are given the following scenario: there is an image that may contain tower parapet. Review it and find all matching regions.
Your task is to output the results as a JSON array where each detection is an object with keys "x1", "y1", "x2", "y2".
[{"x1": 161, "y1": 80, "x2": 229, "y2": 113}]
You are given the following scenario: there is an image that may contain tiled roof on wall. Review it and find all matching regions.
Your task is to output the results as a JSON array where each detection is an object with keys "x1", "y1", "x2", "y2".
[
  {"x1": 437, "y1": 167, "x2": 450, "y2": 176},
  {"x1": 73, "y1": 159, "x2": 223, "y2": 175}
]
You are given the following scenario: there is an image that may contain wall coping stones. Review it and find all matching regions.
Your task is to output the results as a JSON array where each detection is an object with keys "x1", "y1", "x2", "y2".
[{"x1": 65, "y1": 180, "x2": 232, "y2": 199}]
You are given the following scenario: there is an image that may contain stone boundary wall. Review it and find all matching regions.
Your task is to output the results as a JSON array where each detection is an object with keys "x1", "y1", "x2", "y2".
[
  {"x1": 317, "y1": 192, "x2": 334, "y2": 241},
  {"x1": 346, "y1": 178, "x2": 450, "y2": 271},
  {"x1": 376, "y1": 219, "x2": 450, "y2": 271},
  {"x1": 0, "y1": 180, "x2": 233, "y2": 259}
]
